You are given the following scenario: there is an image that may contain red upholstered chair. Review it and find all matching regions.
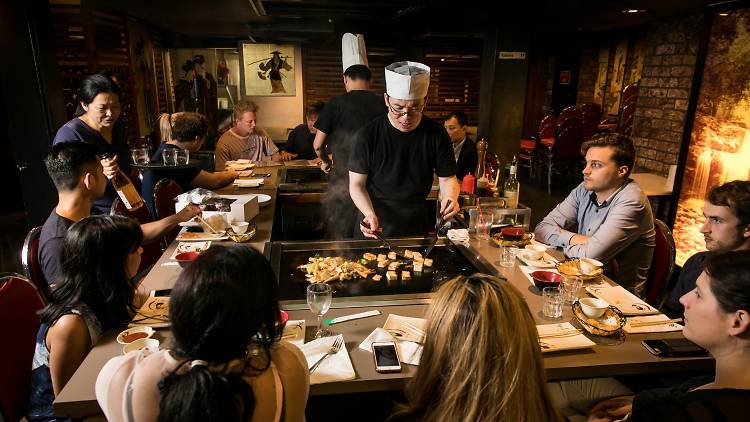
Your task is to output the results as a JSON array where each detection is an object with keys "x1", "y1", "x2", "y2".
[
  {"x1": 153, "y1": 179, "x2": 184, "y2": 245},
  {"x1": 20, "y1": 226, "x2": 50, "y2": 302},
  {"x1": 0, "y1": 274, "x2": 45, "y2": 422},
  {"x1": 619, "y1": 103, "x2": 636, "y2": 136},
  {"x1": 621, "y1": 84, "x2": 638, "y2": 108},
  {"x1": 646, "y1": 219, "x2": 676, "y2": 307},
  {"x1": 540, "y1": 125, "x2": 583, "y2": 194},
  {"x1": 110, "y1": 198, "x2": 163, "y2": 273},
  {"x1": 557, "y1": 106, "x2": 583, "y2": 127},
  {"x1": 580, "y1": 103, "x2": 602, "y2": 141},
  {"x1": 519, "y1": 114, "x2": 557, "y2": 176}
]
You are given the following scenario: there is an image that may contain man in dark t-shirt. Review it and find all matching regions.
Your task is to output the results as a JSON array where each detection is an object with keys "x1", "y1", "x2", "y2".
[
  {"x1": 663, "y1": 180, "x2": 750, "y2": 317},
  {"x1": 349, "y1": 61, "x2": 459, "y2": 238},
  {"x1": 279, "y1": 101, "x2": 324, "y2": 161}
]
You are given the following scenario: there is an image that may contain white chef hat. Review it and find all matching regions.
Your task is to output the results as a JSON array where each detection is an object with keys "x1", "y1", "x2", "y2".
[
  {"x1": 342, "y1": 33, "x2": 368, "y2": 72},
  {"x1": 385, "y1": 61, "x2": 431, "y2": 100}
]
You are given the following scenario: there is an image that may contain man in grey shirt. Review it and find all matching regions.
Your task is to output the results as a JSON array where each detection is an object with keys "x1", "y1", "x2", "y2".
[{"x1": 535, "y1": 133, "x2": 655, "y2": 295}]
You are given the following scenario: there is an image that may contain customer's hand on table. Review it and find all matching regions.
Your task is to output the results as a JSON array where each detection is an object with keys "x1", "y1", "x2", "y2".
[
  {"x1": 309, "y1": 157, "x2": 322, "y2": 166},
  {"x1": 226, "y1": 168, "x2": 239, "y2": 179},
  {"x1": 587, "y1": 395, "x2": 633, "y2": 422},
  {"x1": 359, "y1": 214, "x2": 381, "y2": 239},
  {"x1": 100, "y1": 155, "x2": 120, "y2": 179},
  {"x1": 279, "y1": 151, "x2": 296, "y2": 161}
]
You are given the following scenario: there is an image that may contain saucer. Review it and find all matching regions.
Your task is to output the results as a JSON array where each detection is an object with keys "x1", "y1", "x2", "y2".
[{"x1": 516, "y1": 251, "x2": 556, "y2": 268}]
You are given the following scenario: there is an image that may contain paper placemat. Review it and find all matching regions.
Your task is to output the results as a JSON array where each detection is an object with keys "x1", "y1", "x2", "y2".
[
  {"x1": 537, "y1": 322, "x2": 595, "y2": 353},
  {"x1": 280, "y1": 320, "x2": 306, "y2": 347},
  {"x1": 586, "y1": 285, "x2": 660, "y2": 316},
  {"x1": 624, "y1": 315, "x2": 683, "y2": 334},
  {"x1": 169, "y1": 241, "x2": 211, "y2": 259},
  {"x1": 299, "y1": 335, "x2": 355, "y2": 385},
  {"x1": 359, "y1": 327, "x2": 423, "y2": 366}
]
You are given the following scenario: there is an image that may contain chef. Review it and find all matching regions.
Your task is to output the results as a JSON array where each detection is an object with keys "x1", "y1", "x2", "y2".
[
  {"x1": 313, "y1": 33, "x2": 386, "y2": 239},
  {"x1": 349, "y1": 61, "x2": 460, "y2": 238}
]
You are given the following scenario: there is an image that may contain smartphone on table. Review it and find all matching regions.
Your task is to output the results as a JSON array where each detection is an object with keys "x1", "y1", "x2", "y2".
[
  {"x1": 372, "y1": 341, "x2": 402, "y2": 373},
  {"x1": 642, "y1": 338, "x2": 708, "y2": 357}
]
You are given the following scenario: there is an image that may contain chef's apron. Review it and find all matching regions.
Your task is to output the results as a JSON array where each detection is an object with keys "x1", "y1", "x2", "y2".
[{"x1": 354, "y1": 197, "x2": 429, "y2": 239}]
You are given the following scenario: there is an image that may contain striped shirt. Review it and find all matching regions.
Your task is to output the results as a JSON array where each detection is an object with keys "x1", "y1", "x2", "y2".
[{"x1": 214, "y1": 128, "x2": 279, "y2": 170}]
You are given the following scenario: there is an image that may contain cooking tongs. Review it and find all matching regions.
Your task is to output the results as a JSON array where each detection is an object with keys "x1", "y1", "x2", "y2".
[
  {"x1": 424, "y1": 198, "x2": 451, "y2": 257},
  {"x1": 360, "y1": 220, "x2": 408, "y2": 258}
]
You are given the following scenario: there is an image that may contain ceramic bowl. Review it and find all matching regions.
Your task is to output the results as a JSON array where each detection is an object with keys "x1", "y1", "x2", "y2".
[
  {"x1": 578, "y1": 297, "x2": 609, "y2": 318},
  {"x1": 175, "y1": 251, "x2": 201, "y2": 268},
  {"x1": 524, "y1": 244, "x2": 547, "y2": 260},
  {"x1": 579, "y1": 257, "x2": 604, "y2": 275},
  {"x1": 116, "y1": 326, "x2": 155, "y2": 345},
  {"x1": 122, "y1": 338, "x2": 160, "y2": 354},
  {"x1": 531, "y1": 270, "x2": 563, "y2": 290}
]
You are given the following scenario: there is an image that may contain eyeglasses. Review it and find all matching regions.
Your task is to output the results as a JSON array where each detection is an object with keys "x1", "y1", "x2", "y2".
[{"x1": 386, "y1": 94, "x2": 425, "y2": 118}]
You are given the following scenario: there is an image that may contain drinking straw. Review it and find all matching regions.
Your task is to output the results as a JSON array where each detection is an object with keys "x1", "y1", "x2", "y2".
[{"x1": 477, "y1": 201, "x2": 489, "y2": 238}]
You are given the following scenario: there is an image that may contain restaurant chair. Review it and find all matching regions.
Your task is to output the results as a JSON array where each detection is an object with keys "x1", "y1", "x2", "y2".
[
  {"x1": 557, "y1": 106, "x2": 582, "y2": 125},
  {"x1": 110, "y1": 198, "x2": 163, "y2": 273},
  {"x1": 0, "y1": 274, "x2": 45, "y2": 422},
  {"x1": 20, "y1": 226, "x2": 50, "y2": 302},
  {"x1": 580, "y1": 103, "x2": 602, "y2": 141},
  {"x1": 646, "y1": 219, "x2": 676, "y2": 307},
  {"x1": 540, "y1": 125, "x2": 582, "y2": 194},
  {"x1": 519, "y1": 114, "x2": 557, "y2": 177},
  {"x1": 619, "y1": 103, "x2": 636, "y2": 136},
  {"x1": 621, "y1": 84, "x2": 638, "y2": 109},
  {"x1": 153, "y1": 178, "x2": 183, "y2": 245}
]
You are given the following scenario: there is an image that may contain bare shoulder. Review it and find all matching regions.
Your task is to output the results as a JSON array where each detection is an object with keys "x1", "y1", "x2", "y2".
[
  {"x1": 273, "y1": 341, "x2": 308, "y2": 373},
  {"x1": 48, "y1": 313, "x2": 89, "y2": 346}
]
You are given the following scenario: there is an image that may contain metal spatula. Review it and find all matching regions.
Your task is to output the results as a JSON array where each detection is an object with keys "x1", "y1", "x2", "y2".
[
  {"x1": 360, "y1": 220, "x2": 408, "y2": 258},
  {"x1": 425, "y1": 198, "x2": 451, "y2": 257}
]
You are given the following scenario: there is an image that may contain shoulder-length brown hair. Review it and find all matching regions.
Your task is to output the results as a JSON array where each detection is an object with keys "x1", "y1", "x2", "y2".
[{"x1": 392, "y1": 274, "x2": 562, "y2": 422}]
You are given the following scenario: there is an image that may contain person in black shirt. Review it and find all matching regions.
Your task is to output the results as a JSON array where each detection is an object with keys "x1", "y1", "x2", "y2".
[
  {"x1": 349, "y1": 61, "x2": 459, "y2": 238},
  {"x1": 279, "y1": 101, "x2": 325, "y2": 161},
  {"x1": 443, "y1": 111, "x2": 477, "y2": 181},
  {"x1": 313, "y1": 33, "x2": 386, "y2": 239}
]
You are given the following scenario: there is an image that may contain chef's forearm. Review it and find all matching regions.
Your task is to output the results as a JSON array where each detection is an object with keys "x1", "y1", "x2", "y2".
[
  {"x1": 438, "y1": 176, "x2": 460, "y2": 203},
  {"x1": 349, "y1": 171, "x2": 375, "y2": 217},
  {"x1": 313, "y1": 130, "x2": 329, "y2": 161}
]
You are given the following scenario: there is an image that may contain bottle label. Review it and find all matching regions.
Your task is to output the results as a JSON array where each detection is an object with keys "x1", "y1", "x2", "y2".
[
  {"x1": 510, "y1": 165, "x2": 517, "y2": 175},
  {"x1": 117, "y1": 183, "x2": 143, "y2": 210},
  {"x1": 505, "y1": 190, "x2": 519, "y2": 209}
]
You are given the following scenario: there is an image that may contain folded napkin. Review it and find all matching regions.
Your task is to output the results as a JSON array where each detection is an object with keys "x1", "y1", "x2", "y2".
[
  {"x1": 537, "y1": 322, "x2": 595, "y2": 353},
  {"x1": 233, "y1": 178, "x2": 264, "y2": 188},
  {"x1": 624, "y1": 315, "x2": 683, "y2": 334},
  {"x1": 586, "y1": 285, "x2": 660, "y2": 316},
  {"x1": 299, "y1": 335, "x2": 355, "y2": 385},
  {"x1": 280, "y1": 320, "x2": 306, "y2": 347},
  {"x1": 447, "y1": 229, "x2": 470, "y2": 247},
  {"x1": 519, "y1": 265, "x2": 562, "y2": 286},
  {"x1": 359, "y1": 327, "x2": 423, "y2": 366}
]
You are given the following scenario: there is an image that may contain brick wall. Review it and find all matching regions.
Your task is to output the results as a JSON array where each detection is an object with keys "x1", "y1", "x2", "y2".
[
  {"x1": 631, "y1": 15, "x2": 704, "y2": 176},
  {"x1": 577, "y1": 46, "x2": 598, "y2": 105}
]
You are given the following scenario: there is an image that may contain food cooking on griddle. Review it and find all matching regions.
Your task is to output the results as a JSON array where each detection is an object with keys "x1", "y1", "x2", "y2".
[{"x1": 299, "y1": 255, "x2": 374, "y2": 283}]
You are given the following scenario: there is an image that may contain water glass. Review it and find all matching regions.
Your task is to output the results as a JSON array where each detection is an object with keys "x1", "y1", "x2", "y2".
[
  {"x1": 477, "y1": 211, "x2": 494, "y2": 240},
  {"x1": 468, "y1": 208, "x2": 479, "y2": 234},
  {"x1": 130, "y1": 148, "x2": 150, "y2": 165},
  {"x1": 162, "y1": 148, "x2": 177, "y2": 166},
  {"x1": 561, "y1": 276, "x2": 583, "y2": 304},
  {"x1": 307, "y1": 283, "x2": 333, "y2": 338},
  {"x1": 175, "y1": 149, "x2": 190, "y2": 165},
  {"x1": 500, "y1": 246, "x2": 518, "y2": 267},
  {"x1": 542, "y1": 287, "x2": 564, "y2": 319}
]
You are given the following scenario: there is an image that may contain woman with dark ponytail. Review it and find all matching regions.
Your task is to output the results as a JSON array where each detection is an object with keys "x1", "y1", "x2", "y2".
[{"x1": 95, "y1": 245, "x2": 309, "y2": 422}]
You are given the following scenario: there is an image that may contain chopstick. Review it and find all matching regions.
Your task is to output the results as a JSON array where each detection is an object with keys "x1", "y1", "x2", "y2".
[
  {"x1": 195, "y1": 214, "x2": 218, "y2": 234},
  {"x1": 538, "y1": 329, "x2": 581, "y2": 339},
  {"x1": 629, "y1": 318, "x2": 683, "y2": 327}
]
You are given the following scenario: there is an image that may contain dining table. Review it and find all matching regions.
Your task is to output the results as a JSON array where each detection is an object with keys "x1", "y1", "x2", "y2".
[{"x1": 53, "y1": 185, "x2": 713, "y2": 418}]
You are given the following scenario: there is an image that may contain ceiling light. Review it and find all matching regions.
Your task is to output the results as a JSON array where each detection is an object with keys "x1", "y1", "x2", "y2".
[
  {"x1": 622, "y1": 9, "x2": 646, "y2": 14},
  {"x1": 718, "y1": 12, "x2": 729, "y2": 16}
]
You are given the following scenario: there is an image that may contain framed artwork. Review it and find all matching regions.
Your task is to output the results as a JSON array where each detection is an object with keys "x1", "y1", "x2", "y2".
[{"x1": 239, "y1": 43, "x2": 296, "y2": 97}]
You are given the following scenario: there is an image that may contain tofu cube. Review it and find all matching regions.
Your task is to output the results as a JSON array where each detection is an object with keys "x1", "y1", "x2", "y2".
[
  {"x1": 377, "y1": 260, "x2": 389, "y2": 268},
  {"x1": 423, "y1": 258, "x2": 433, "y2": 267},
  {"x1": 388, "y1": 263, "x2": 399, "y2": 271},
  {"x1": 363, "y1": 252, "x2": 377, "y2": 261},
  {"x1": 401, "y1": 271, "x2": 411, "y2": 280},
  {"x1": 386, "y1": 271, "x2": 397, "y2": 281},
  {"x1": 377, "y1": 253, "x2": 387, "y2": 262},
  {"x1": 404, "y1": 249, "x2": 414, "y2": 258},
  {"x1": 412, "y1": 252, "x2": 422, "y2": 261},
  {"x1": 372, "y1": 274, "x2": 382, "y2": 281},
  {"x1": 413, "y1": 261, "x2": 423, "y2": 273},
  {"x1": 388, "y1": 251, "x2": 397, "y2": 260}
]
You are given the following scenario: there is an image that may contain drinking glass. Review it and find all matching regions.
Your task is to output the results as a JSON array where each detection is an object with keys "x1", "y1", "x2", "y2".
[
  {"x1": 468, "y1": 208, "x2": 479, "y2": 234},
  {"x1": 130, "y1": 148, "x2": 150, "y2": 165},
  {"x1": 542, "y1": 287, "x2": 564, "y2": 319},
  {"x1": 307, "y1": 283, "x2": 333, "y2": 338},
  {"x1": 162, "y1": 149, "x2": 177, "y2": 166},
  {"x1": 175, "y1": 149, "x2": 190, "y2": 165},
  {"x1": 478, "y1": 211, "x2": 494, "y2": 240},
  {"x1": 561, "y1": 276, "x2": 583, "y2": 304},
  {"x1": 500, "y1": 246, "x2": 518, "y2": 267}
]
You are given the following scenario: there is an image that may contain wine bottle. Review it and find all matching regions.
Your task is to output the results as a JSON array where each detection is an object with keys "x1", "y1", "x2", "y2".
[
  {"x1": 102, "y1": 153, "x2": 145, "y2": 210},
  {"x1": 475, "y1": 138, "x2": 489, "y2": 197},
  {"x1": 503, "y1": 155, "x2": 520, "y2": 209}
]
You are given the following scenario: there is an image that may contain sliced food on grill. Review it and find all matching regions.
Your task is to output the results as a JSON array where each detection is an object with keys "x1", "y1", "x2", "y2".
[
  {"x1": 363, "y1": 252, "x2": 377, "y2": 261},
  {"x1": 300, "y1": 256, "x2": 374, "y2": 283}
]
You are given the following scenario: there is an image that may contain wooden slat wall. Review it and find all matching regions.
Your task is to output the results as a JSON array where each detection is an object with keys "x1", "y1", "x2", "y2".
[{"x1": 150, "y1": 29, "x2": 169, "y2": 114}]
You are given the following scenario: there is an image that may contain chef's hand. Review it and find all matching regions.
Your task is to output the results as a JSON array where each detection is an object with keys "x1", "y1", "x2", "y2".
[
  {"x1": 359, "y1": 214, "x2": 381, "y2": 239},
  {"x1": 278, "y1": 151, "x2": 296, "y2": 161},
  {"x1": 100, "y1": 155, "x2": 120, "y2": 179},
  {"x1": 439, "y1": 198, "x2": 459, "y2": 221},
  {"x1": 175, "y1": 204, "x2": 202, "y2": 223},
  {"x1": 309, "y1": 157, "x2": 322, "y2": 166},
  {"x1": 320, "y1": 160, "x2": 332, "y2": 174}
]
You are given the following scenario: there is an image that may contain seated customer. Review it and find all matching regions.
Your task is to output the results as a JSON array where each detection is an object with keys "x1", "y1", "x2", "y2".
[
  {"x1": 96, "y1": 245, "x2": 309, "y2": 422},
  {"x1": 27, "y1": 215, "x2": 143, "y2": 421},
  {"x1": 585, "y1": 250, "x2": 750, "y2": 422},
  {"x1": 39, "y1": 142, "x2": 199, "y2": 284},
  {"x1": 142, "y1": 112, "x2": 237, "y2": 214},
  {"x1": 279, "y1": 100, "x2": 325, "y2": 162},
  {"x1": 390, "y1": 274, "x2": 562, "y2": 422},
  {"x1": 534, "y1": 133, "x2": 655, "y2": 296},
  {"x1": 663, "y1": 180, "x2": 749, "y2": 317},
  {"x1": 214, "y1": 100, "x2": 280, "y2": 169}
]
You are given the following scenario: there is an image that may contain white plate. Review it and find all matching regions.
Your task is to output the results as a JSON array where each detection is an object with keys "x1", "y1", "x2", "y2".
[
  {"x1": 178, "y1": 219, "x2": 201, "y2": 228},
  {"x1": 253, "y1": 193, "x2": 272, "y2": 207},
  {"x1": 516, "y1": 251, "x2": 557, "y2": 268},
  {"x1": 175, "y1": 231, "x2": 228, "y2": 242}
]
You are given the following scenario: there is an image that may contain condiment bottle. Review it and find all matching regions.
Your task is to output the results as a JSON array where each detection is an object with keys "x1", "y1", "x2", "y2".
[{"x1": 503, "y1": 155, "x2": 519, "y2": 208}]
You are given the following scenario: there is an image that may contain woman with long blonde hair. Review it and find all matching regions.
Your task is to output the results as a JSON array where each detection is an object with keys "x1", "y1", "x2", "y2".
[{"x1": 391, "y1": 274, "x2": 562, "y2": 422}]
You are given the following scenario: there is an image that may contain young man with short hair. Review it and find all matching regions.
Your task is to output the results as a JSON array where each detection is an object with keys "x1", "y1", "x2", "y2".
[
  {"x1": 443, "y1": 111, "x2": 477, "y2": 181},
  {"x1": 280, "y1": 100, "x2": 326, "y2": 161},
  {"x1": 534, "y1": 133, "x2": 655, "y2": 295},
  {"x1": 214, "y1": 100, "x2": 280, "y2": 169}
]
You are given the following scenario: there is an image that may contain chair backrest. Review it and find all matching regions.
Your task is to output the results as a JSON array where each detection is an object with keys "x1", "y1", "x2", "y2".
[
  {"x1": 538, "y1": 114, "x2": 557, "y2": 134},
  {"x1": 20, "y1": 226, "x2": 50, "y2": 302},
  {"x1": 621, "y1": 84, "x2": 638, "y2": 108},
  {"x1": 0, "y1": 275, "x2": 45, "y2": 422},
  {"x1": 646, "y1": 219, "x2": 676, "y2": 307},
  {"x1": 110, "y1": 198, "x2": 163, "y2": 273},
  {"x1": 619, "y1": 103, "x2": 636, "y2": 135},
  {"x1": 539, "y1": 120, "x2": 557, "y2": 140},
  {"x1": 579, "y1": 102, "x2": 602, "y2": 119},
  {"x1": 153, "y1": 179, "x2": 184, "y2": 245},
  {"x1": 557, "y1": 116, "x2": 582, "y2": 135},
  {"x1": 558, "y1": 106, "x2": 582, "y2": 122},
  {"x1": 553, "y1": 126, "x2": 583, "y2": 162}
]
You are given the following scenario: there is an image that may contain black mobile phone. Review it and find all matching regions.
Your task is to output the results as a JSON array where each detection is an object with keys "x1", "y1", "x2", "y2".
[
  {"x1": 642, "y1": 338, "x2": 708, "y2": 357},
  {"x1": 372, "y1": 341, "x2": 402, "y2": 373},
  {"x1": 152, "y1": 288, "x2": 172, "y2": 297}
]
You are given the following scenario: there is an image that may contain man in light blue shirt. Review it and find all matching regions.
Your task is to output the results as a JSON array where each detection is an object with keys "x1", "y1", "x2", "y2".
[{"x1": 535, "y1": 133, "x2": 655, "y2": 295}]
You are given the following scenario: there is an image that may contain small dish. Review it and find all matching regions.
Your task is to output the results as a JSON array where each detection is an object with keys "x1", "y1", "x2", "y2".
[
  {"x1": 227, "y1": 224, "x2": 257, "y2": 243},
  {"x1": 500, "y1": 227, "x2": 526, "y2": 240},
  {"x1": 572, "y1": 302, "x2": 626, "y2": 337},
  {"x1": 117, "y1": 326, "x2": 155, "y2": 345},
  {"x1": 578, "y1": 297, "x2": 609, "y2": 318},
  {"x1": 556, "y1": 259, "x2": 604, "y2": 281},
  {"x1": 531, "y1": 270, "x2": 563, "y2": 290},
  {"x1": 123, "y1": 338, "x2": 160, "y2": 354},
  {"x1": 579, "y1": 257, "x2": 604, "y2": 275},
  {"x1": 230, "y1": 221, "x2": 249, "y2": 234},
  {"x1": 525, "y1": 244, "x2": 547, "y2": 260},
  {"x1": 175, "y1": 251, "x2": 201, "y2": 267}
]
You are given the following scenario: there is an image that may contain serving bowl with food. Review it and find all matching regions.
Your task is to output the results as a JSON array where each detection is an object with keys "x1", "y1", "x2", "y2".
[
  {"x1": 572, "y1": 300, "x2": 626, "y2": 336},
  {"x1": 116, "y1": 326, "x2": 155, "y2": 345},
  {"x1": 556, "y1": 258, "x2": 604, "y2": 281}
]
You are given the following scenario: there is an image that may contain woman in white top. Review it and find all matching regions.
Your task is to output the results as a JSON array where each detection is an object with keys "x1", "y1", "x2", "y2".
[{"x1": 96, "y1": 245, "x2": 309, "y2": 422}]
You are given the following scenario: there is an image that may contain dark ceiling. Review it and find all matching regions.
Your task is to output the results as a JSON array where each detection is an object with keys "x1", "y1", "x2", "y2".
[{"x1": 91, "y1": 0, "x2": 724, "y2": 46}]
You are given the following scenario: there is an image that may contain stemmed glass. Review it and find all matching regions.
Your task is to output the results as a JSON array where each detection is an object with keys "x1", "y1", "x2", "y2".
[{"x1": 307, "y1": 283, "x2": 332, "y2": 338}]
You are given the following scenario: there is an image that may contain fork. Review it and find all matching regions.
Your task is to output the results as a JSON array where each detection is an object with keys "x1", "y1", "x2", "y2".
[{"x1": 309, "y1": 336, "x2": 344, "y2": 373}]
